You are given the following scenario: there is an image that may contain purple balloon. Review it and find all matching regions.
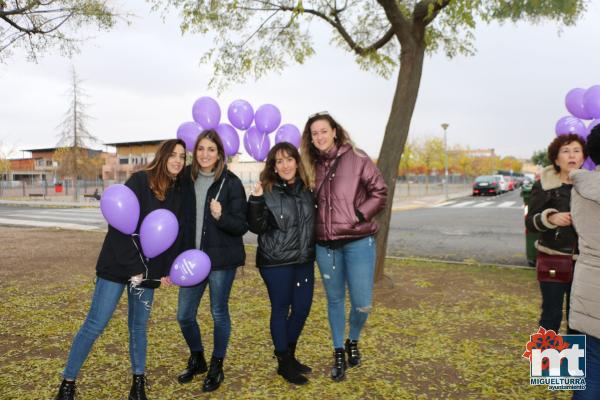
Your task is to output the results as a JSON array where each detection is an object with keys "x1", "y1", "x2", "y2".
[
  {"x1": 177, "y1": 121, "x2": 202, "y2": 151},
  {"x1": 140, "y1": 209, "x2": 179, "y2": 258},
  {"x1": 583, "y1": 157, "x2": 597, "y2": 171},
  {"x1": 588, "y1": 119, "x2": 600, "y2": 135},
  {"x1": 566, "y1": 88, "x2": 592, "y2": 120},
  {"x1": 254, "y1": 104, "x2": 281, "y2": 134},
  {"x1": 555, "y1": 116, "x2": 587, "y2": 138},
  {"x1": 275, "y1": 124, "x2": 301, "y2": 148},
  {"x1": 227, "y1": 100, "x2": 254, "y2": 130},
  {"x1": 170, "y1": 249, "x2": 211, "y2": 286},
  {"x1": 584, "y1": 86, "x2": 600, "y2": 119},
  {"x1": 100, "y1": 184, "x2": 140, "y2": 235},
  {"x1": 244, "y1": 126, "x2": 270, "y2": 161},
  {"x1": 216, "y1": 123, "x2": 240, "y2": 157},
  {"x1": 192, "y1": 96, "x2": 221, "y2": 130}
]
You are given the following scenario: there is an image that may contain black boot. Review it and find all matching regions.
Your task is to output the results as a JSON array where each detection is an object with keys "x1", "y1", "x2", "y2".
[
  {"x1": 275, "y1": 350, "x2": 308, "y2": 385},
  {"x1": 345, "y1": 339, "x2": 361, "y2": 367},
  {"x1": 331, "y1": 348, "x2": 346, "y2": 381},
  {"x1": 128, "y1": 374, "x2": 148, "y2": 400},
  {"x1": 202, "y1": 357, "x2": 224, "y2": 392},
  {"x1": 289, "y1": 342, "x2": 312, "y2": 374},
  {"x1": 177, "y1": 351, "x2": 207, "y2": 384},
  {"x1": 54, "y1": 379, "x2": 76, "y2": 400}
]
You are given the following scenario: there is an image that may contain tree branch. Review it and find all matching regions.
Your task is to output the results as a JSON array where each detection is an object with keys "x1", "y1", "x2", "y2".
[
  {"x1": 375, "y1": 0, "x2": 410, "y2": 42},
  {"x1": 413, "y1": 0, "x2": 451, "y2": 25},
  {"x1": 277, "y1": 2, "x2": 396, "y2": 56}
]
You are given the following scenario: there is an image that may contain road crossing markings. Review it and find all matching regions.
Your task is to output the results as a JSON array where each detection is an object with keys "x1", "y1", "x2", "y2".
[
  {"x1": 433, "y1": 201, "x2": 456, "y2": 208},
  {"x1": 498, "y1": 201, "x2": 516, "y2": 208},
  {"x1": 450, "y1": 201, "x2": 475, "y2": 208},
  {"x1": 473, "y1": 202, "x2": 494, "y2": 208}
]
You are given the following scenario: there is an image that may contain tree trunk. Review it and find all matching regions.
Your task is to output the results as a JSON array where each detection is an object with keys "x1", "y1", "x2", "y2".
[{"x1": 374, "y1": 41, "x2": 426, "y2": 283}]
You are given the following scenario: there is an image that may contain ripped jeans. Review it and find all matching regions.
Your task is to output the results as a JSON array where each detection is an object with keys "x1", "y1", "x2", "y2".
[{"x1": 316, "y1": 235, "x2": 376, "y2": 349}]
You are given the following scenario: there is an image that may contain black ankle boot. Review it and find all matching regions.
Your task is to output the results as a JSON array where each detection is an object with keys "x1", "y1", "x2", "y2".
[
  {"x1": 54, "y1": 379, "x2": 76, "y2": 400},
  {"x1": 202, "y1": 357, "x2": 224, "y2": 392},
  {"x1": 331, "y1": 348, "x2": 346, "y2": 381},
  {"x1": 177, "y1": 351, "x2": 207, "y2": 384},
  {"x1": 128, "y1": 374, "x2": 148, "y2": 400},
  {"x1": 275, "y1": 350, "x2": 308, "y2": 385},
  {"x1": 345, "y1": 339, "x2": 361, "y2": 367},
  {"x1": 288, "y1": 342, "x2": 312, "y2": 374}
]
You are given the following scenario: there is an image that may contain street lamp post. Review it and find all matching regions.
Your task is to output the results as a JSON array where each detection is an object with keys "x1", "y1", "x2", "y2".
[{"x1": 441, "y1": 123, "x2": 449, "y2": 200}]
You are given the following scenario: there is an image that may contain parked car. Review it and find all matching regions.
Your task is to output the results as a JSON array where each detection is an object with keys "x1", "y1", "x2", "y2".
[
  {"x1": 493, "y1": 175, "x2": 508, "y2": 193},
  {"x1": 503, "y1": 176, "x2": 516, "y2": 191},
  {"x1": 473, "y1": 175, "x2": 502, "y2": 196}
]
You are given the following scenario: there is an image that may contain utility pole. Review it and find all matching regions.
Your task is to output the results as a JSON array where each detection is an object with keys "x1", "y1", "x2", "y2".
[{"x1": 441, "y1": 123, "x2": 449, "y2": 200}]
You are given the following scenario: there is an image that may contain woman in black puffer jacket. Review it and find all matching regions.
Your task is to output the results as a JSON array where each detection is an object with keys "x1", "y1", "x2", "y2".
[
  {"x1": 248, "y1": 142, "x2": 315, "y2": 386},
  {"x1": 525, "y1": 133, "x2": 586, "y2": 334}
]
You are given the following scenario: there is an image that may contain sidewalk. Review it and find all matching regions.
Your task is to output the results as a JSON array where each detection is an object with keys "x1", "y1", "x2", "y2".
[
  {"x1": 1, "y1": 189, "x2": 472, "y2": 211},
  {"x1": 392, "y1": 189, "x2": 472, "y2": 211},
  {"x1": 0, "y1": 198, "x2": 100, "y2": 208}
]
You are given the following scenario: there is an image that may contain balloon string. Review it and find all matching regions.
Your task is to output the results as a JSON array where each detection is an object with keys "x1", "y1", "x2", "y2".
[
  {"x1": 215, "y1": 176, "x2": 226, "y2": 202},
  {"x1": 131, "y1": 234, "x2": 149, "y2": 281}
]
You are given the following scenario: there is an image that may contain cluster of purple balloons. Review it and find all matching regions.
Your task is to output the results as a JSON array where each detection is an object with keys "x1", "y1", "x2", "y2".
[
  {"x1": 556, "y1": 86, "x2": 600, "y2": 170},
  {"x1": 100, "y1": 184, "x2": 211, "y2": 286},
  {"x1": 100, "y1": 185, "x2": 179, "y2": 259},
  {"x1": 176, "y1": 96, "x2": 302, "y2": 161}
]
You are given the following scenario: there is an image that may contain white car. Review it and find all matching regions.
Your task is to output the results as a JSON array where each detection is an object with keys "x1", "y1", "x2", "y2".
[{"x1": 494, "y1": 175, "x2": 508, "y2": 193}]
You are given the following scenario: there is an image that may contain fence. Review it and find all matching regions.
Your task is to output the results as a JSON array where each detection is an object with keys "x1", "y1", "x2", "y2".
[
  {"x1": 0, "y1": 174, "x2": 475, "y2": 201},
  {"x1": 0, "y1": 179, "x2": 105, "y2": 200}
]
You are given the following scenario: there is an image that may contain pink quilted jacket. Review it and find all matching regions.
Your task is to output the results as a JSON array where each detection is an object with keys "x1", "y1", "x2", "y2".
[{"x1": 314, "y1": 144, "x2": 387, "y2": 241}]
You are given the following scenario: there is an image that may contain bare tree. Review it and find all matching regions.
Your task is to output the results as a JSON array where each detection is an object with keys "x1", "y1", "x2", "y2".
[
  {"x1": 55, "y1": 67, "x2": 98, "y2": 199},
  {"x1": 0, "y1": 0, "x2": 120, "y2": 61},
  {"x1": 0, "y1": 139, "x2": 16, "y2": 196}
]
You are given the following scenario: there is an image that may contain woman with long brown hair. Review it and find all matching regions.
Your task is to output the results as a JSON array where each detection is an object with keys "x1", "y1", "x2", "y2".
[
  {"x1": 247, "y1": 142, "x2": 315, "y2": 385},
  {"x1": 176, "y1": 130, "x2": 248, "y2": 393},
  {"x1": 301, "y1": 112, "x2": 387, "y2": 382},
  {"x1": 54, "y1": 139, "x2": 186, "y2": 400}
]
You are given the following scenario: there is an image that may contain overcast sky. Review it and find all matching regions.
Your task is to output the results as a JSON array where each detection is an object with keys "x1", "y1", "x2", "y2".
[{"x1": 1, "y1": 2, "x2": 599, "y2": 160}]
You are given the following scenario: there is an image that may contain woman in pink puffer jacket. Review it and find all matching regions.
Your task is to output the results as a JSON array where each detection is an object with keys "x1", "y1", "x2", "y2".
[{"x1": 300, "y1": 111, "x2": 387, "y2": 382}]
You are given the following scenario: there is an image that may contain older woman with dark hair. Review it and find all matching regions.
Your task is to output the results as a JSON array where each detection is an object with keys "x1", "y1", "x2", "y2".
[
  {"x1": 569, "y1": 125, "x2": 600, "y2": 400},
  {"x1": 526, "y1": 133, "x2": 586, "y2": 334}
]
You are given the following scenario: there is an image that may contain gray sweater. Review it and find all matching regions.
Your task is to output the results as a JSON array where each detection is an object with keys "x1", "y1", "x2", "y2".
[{"x1": 194, "y1": 170, "x2": 215, "y2": 249}]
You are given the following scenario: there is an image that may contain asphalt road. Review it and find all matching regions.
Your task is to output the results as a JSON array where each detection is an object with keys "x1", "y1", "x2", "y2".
[
  {"x1": 0, "y1": 189, "x2": 528, "y2": 265},
  {"x1": 387, "y1": 189, "x2": 527, "y2": 265}
]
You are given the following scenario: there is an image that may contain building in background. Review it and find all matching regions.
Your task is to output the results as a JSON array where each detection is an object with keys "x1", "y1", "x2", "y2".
[
  {"x1": 103, "y1": 139, "x2": 164, "y2": 182},
  {"x1": 8, "y1": 147, "x2": 104, "y2": 183}
]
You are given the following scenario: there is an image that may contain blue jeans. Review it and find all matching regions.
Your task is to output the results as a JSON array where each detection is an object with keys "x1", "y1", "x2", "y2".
[
  {"x1": 573, "y1": 334, "x2": 600, "y2": 400},
  {"x1": 316, "y1": 236, "x2": 376, "y2": 349},
  {"x1": 539, "y1": 281, "x2": 572, "y2": 334},
  {"x1": 177, "y1": 268, "x2": 236, "y2": 358},
  {"x1": 259, "y1": 262, "x2": 314, "y2": 352},
  {"x1": 63, "y1": 277, "x2": 154, "y2": 380}
]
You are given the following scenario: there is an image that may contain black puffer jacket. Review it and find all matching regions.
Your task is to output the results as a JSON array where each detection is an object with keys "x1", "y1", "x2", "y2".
[
  {"x1": 181, "y1": 166, "x2": 248, "y2": 270},
  {"x1": 248, "y1": 179, "x2": 315, "y2": 267},
  {"x1": 96, "y1": 171, "x2": 184, "y2": 288},
  {"x1": 525, "y1": 166, "x2": 578, "y2": 255}
]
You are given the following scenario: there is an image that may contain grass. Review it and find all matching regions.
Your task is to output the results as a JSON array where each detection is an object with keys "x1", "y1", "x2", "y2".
[{"x1": 0, "y1": 227, "x2": 570, "y2": 399}]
